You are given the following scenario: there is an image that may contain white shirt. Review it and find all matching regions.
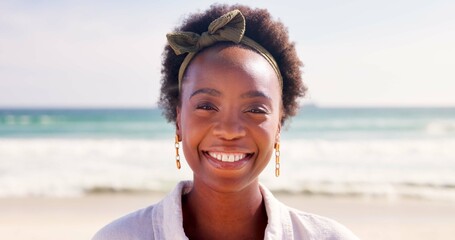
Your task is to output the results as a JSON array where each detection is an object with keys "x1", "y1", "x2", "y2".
[{"x1": 93, "y1": 181, "x2": 360, "y2": 240}]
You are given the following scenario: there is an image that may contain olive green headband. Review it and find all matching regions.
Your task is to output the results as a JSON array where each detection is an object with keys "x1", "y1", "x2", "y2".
[{"x1": 166, "y1": 9, "x2": 283, "y2": 91}]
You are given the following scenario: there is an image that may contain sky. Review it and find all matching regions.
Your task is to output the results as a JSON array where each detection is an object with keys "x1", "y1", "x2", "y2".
[{"x1": 0, "y1": 0, "x2": 454, "y2": 108}]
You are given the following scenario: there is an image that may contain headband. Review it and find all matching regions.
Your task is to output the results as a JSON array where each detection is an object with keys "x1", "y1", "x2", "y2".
[{"x1": 166, "y1": 9, "x2": 283, "y2": 91}]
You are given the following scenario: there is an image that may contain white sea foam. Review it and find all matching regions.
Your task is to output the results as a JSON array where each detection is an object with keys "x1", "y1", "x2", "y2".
[
  {"x1": 262, "y1": 138, "x2": 455, "y2": 201},
  {"x1": 0, "y1": 139, "x2": 190, "y2": 197},
  {"x1": 425, "y1": 120, "x2": 455, "y2": 136},
  {"x1": 0, "y1": 138, "x2": 454, "y2": 201}
]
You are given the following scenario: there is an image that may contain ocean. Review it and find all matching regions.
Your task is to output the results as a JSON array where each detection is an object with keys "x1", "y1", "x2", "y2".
[{"x1": 1, "y1": 107, "x2": 454, "y2": 201}]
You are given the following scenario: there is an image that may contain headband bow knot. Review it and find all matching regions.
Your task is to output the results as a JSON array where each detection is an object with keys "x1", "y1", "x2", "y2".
[
  {"x1": 166, "y1": 9, "x2": 282, "y2": 91},
  {"x1": 167, "y1": 9, "x2": 245, "y2": 55}
]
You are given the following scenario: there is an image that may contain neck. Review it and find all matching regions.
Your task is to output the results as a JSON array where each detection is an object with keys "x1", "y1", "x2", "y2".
[{"x1": 182, "y1": 179, "x2": 268, "y2": 240}]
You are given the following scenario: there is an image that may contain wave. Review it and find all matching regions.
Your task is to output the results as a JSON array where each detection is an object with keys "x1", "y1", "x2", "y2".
[
  {"x1": 262, "y1": 180, "x2": 455, "y2": 201},
  {"x1": 425, "y1": 120, "x2": 455, "y2": 136},
  {"x1": 78, "y1": 183, "x2": 455, "y2": 202},
  {"x1": 1, "y1": 138, "x2": 454, "y2": 201}
]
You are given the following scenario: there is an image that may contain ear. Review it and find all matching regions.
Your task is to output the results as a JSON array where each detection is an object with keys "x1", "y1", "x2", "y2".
[{"x1": 176, "y1": 106, "x2": 182, "y2": 141}]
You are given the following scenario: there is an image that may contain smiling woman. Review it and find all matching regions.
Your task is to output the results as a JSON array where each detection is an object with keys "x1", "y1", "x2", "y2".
[
  {"x1": 92, "y1": 4, "x2": 359, "y2": 240},
  {"x1": 178, "y1": 44, "x2": 281, "y2": 195}
]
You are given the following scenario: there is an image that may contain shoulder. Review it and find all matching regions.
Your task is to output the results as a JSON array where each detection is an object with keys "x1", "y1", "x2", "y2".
[
  {"x1": 286, "y1": 206, "x2": 360, "y2": 240},
  {"x1": 91, "y1": 204, "x2": 156, "y2": 240},
  {"x1": 259, "y1": 184, "x2": 359, "y2": 240},
  {"x1": 91, "y1": 181, "x2": 192, "y2": 240}
]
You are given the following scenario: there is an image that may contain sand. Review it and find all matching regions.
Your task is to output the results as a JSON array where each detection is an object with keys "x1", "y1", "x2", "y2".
[{"x1": 1, "y1": 193, "x2": 454, "y2": 240}]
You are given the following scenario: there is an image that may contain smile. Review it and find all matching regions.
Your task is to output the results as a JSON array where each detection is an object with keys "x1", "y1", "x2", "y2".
[{"x1": 206, "y1": 151, "x2": 250, "y2": 162}]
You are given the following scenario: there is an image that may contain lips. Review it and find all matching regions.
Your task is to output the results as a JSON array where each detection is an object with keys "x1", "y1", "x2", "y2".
[{"x1": 205, "y1": 151, "x2": 252, "y2": 162}]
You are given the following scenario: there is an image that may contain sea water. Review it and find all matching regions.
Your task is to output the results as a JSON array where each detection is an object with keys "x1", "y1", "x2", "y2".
[{"x1": 0, "y1": 107, "x2": 454, "y2": 201}]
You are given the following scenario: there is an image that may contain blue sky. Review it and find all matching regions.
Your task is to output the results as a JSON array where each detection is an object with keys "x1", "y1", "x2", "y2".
[{"x1": 1, "y1": 0, "x2": 454, "y2": 107}]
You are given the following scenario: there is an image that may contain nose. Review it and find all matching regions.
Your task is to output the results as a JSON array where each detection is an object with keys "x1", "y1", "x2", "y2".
[{"x1": 212, "y1": 113, "x2": 246, "y2": 140}]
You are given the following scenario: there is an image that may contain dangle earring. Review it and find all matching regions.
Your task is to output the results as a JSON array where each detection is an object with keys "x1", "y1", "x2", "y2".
[
  {"x1": 275, "y1": 142, "x2": 280, "y2": 177},
  {"x1": 175, "y1": 135, "x2": 181, "y2": 169}
]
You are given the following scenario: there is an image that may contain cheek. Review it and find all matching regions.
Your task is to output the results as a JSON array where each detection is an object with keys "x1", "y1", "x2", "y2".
[
  {"x1": 181, "y1": 112, "x2": 200, "y2": 142},
  {"x1": 179, "y1": 108, "x2": 211, "y2": 155},
  {"x1": 180, "y1": 115, "x2": 203, "y2": 169},
  {"x1": 261, "y1": 109, "x2": 281, "y2": 134},
  {"x1": 254, "y1": 118, "x2": 280, "y2": 152}
]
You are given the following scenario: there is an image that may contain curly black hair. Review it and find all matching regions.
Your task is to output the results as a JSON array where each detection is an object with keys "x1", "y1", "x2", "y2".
[{"x1": 158, "y1": 4, "x2": 306, "y2": 125}]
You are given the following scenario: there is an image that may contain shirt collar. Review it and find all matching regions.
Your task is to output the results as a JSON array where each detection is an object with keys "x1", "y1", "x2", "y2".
[{"x1": 159, "y1": 181, "x2": 292, "y2": 239}]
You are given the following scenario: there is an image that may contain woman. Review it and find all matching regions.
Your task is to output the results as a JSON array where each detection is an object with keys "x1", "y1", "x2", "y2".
[{"x1": 93, "y1": 4, "x2": 359, "y2": 240}]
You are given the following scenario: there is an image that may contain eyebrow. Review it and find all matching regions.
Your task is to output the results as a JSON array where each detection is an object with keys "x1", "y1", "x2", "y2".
[
  {"x1": 240, "y1": 90, "x2": 272, "y2": 100},
  {"x1": 189, "y1": 88, "x2": 271, "y2": 100},
  {"x1": 190, "y1": 88, "x2": 222, "y2": 99}
]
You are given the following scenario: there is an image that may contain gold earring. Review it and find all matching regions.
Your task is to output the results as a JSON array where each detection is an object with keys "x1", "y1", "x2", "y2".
[
  {"x1": 175, "y1": 135, "x2": 181, "y2": 169},
  {"x1": 275, "y1": 142, "x2": 280, "y2": 177}
]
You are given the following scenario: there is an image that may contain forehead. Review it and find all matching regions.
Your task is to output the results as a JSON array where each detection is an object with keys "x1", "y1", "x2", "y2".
[{"x1": 181, "y1": 44, "x2": 281, "y2": 95}]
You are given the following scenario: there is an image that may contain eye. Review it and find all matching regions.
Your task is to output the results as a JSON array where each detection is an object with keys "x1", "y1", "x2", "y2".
[
  {"x1": 196, "y1": 103, "x2": 218, "y2": 111},
  {"x1": 245, "y1": 106, "x2": 269, "y2": 114}
]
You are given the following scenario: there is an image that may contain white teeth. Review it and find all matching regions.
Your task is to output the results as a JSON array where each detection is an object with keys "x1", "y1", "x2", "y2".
[{"x1": 208, "y1": 152, "x2": 246, "y2": 162}]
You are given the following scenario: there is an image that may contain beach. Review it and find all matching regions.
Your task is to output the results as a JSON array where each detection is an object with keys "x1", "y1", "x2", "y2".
[
  {"x1": 1, "y1": 108, "x2": 454, "y2": 239},
  {"x1": 2, "y1": 193, "x2": 454, "y2": 240}
]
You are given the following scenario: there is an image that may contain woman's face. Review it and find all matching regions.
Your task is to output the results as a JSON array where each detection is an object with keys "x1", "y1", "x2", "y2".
[{"x1": 177, "y1": 44, "x2": 282, "y2": 193}]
